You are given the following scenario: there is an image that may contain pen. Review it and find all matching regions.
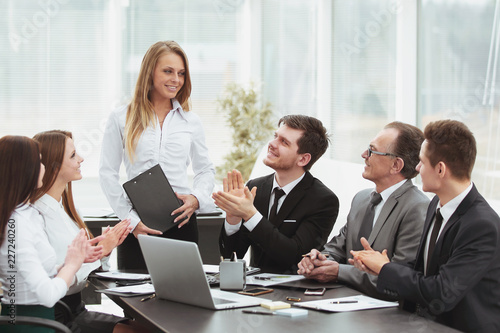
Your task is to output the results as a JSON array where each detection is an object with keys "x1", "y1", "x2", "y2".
[
  {"x1": 286, "y1": 296, "x2": 301, "y2": 302},
  {"x1": 141, "y1": 294, "x2": 156, "y2": 302},
  {"x1": 116, "y1": 280, "x2": 147, "y2": 286},
  {"x1": 242, "y1": 310, "x2": 275, "y2": 315},
  {"x1": 302, "y1": 253, "x2": 329, "y2": 258},
  {"x1": 330, "y1": 300, "x2": 358, "y2": 304}
]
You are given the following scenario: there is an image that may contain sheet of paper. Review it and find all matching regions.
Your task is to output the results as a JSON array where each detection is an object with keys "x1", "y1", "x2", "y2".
[
  {"x1": 82, "y1": 208, "x2": 117, "y2": 218},
  {"x1": 294, "y1": 295, "x2": 398, "y2": 312},
  {"x1": 95, "y1": 271, "x2": 151, "y2": 280},
  {"x1": 102, "y1": 283, "x2": 155, "y2": 295},
  {"x1": 246, "y1": 273, "x2": 305, "y2": 287},
  {"x1": 203, "y1": 265, "x2": 260, "y2": 275},
  {"x1": 203, "y1": 264, "x2": 220, "y2": 274}
]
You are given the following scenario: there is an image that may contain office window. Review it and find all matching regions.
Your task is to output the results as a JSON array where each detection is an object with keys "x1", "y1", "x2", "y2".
[
  {"x1": 418, "y1": 0, "x2": 500, "y2": 202},
  {"x1": 330, "y1": 0, "x2": 398, "y2": 162},
  {"x1": 1, "y1": 0, "x2": 498, "y2": 211},
  {"x1": 0, "y1": 0, "x2": 246, "y2": 208},
  {"x1": 121, "y1": 0, "x2": 245, "y2": 169},
  {"x1": 0, "y1": 0, "x2": 112, "y2": 151},
  {"x1": 259, "y1": 0, "x2": 318, "y2": 116}
]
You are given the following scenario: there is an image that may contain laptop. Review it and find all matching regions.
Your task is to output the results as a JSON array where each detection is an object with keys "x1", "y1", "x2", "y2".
[{"x1": 138, "y1": 235, "x2": 262, "y2": 310}]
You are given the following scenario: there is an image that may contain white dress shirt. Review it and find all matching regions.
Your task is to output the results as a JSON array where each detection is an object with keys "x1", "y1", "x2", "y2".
[
  {"x1": 34, "y1": 194, "x2": 110, "y2": 295},
  {"x1": 371, "y1": 179, "x2": 407, "y2": 227},
  {"x1": 0, "y1": 204, "x2": 67, "y2": 307},
  {"x1": 99, "y1": 99, "x2": 216, "y2": 230}
]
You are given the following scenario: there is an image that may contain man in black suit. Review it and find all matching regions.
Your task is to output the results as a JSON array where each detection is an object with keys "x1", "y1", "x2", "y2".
[
  {"x1": 351, "y1": 120, "x2": 500, "y2": 332},
  {"x1": 213, "y1": 115, "x2": 339, "y2": 273}
]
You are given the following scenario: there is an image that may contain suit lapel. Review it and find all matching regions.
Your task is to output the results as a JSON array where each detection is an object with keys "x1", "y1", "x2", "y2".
[
  {"x1": 272, "y1": 172, "x2": 313, "y2": 228},
  {"x1": 368, "y1": 197, "x2": 396, "y2": 244},
  {"x1": 252, "y1": 175, "x2": 274, "y2": 219},
  {"x1": 368, "y1": 180, "x2": 413, "y2": 244},
  {"x1": 429, "y1": 185, "x2": 479, "y2": 270},
  {"x1": 414, "y1": 196, "x2": 439, "y2": 270},
  {"x1": 438, "y1": 184, "x2": 478, "y2": 238}
]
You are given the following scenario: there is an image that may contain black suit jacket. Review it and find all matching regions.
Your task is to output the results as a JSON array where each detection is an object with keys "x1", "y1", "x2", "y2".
[
  {"x1": 219, "y1": 172, "x2": 339, "y2": 273},
  {"x1": 377, "y1": 185, "x2": 500, "y2": 332}
]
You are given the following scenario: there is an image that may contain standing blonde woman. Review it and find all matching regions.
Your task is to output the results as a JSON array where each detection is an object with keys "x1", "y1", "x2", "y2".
[{"x1": 100, "y1": 41, "x2": 215, "y2": 269}]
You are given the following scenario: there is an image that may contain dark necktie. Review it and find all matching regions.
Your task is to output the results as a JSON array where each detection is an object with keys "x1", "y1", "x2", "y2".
[
  {"x1": 426, "y1": 209, "x2": 443, "y2": 274},
  {"x1": 269, "y1": 188, "x2": 286, "y2": 221},
  {"x1": 356, "y1": 192, "x2": 383, "y2": 250}
]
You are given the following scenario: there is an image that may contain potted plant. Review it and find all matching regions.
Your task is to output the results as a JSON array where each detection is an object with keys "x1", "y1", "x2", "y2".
[{"x1": 216, "y1": 82, "x2": 275, "y2": 182}]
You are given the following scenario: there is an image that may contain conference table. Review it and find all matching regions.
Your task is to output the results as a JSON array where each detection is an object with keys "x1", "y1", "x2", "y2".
[
  {"x1": 91, "y1": 277, "x2": 460, "y2": 333},
  {"x1": 84, "y1": 212, "x2": 226, "y2": 265}
]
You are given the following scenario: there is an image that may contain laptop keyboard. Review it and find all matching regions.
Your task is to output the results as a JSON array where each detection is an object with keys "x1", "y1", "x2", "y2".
[
  {"x1": 206, "y1": 274, "x2": 220, "y2": 286},
  {"x1": 204, "y1": 266, "x2": 259, "y2": 286}
]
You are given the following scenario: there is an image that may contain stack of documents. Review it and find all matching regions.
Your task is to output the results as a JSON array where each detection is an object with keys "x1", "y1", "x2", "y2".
[
  {"x1": 294, "y1": 295, "x2": 398, "y2": 312},
  {"x1": 95, "y1": 271, "x2": 150, "y2": 281},
  {"x1": 246, "y1": 273, "x2": 305, "y2": 287},
  {"x1": 96, "y1": 283, "x2": 155, "y2": 297},
  {"x1": 94, "y1": 271, "x2": 153, "y2": 297}
]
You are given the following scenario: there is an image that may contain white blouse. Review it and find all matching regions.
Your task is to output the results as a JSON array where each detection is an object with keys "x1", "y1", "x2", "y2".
[
  {"x1": 99, "y1": 99, "x2": 215, "y2": 229},
  {"x1": 0, "y1": 204, "x2": 67, "y2": 307},
  {"x1": 34, "y1": 194, "x2": 110, "y2": 295}
]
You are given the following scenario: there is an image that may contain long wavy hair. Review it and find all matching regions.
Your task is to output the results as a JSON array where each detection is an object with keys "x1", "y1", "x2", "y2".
[
  {"x1": 125, "y1": 41, "x2": 192, "y2": 161},
  {"x1": 32, "y1": 130, "x2": 92, "y2": 238},
  {"x1": 0, "y1": 136, "x2": 41, "y2": 246}
]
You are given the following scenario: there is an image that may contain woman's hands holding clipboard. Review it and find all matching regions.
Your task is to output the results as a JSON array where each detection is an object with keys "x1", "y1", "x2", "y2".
[
  {"x1": 172, "y1": 193, "x2": 199, "y2": 228},
  {"x1": 132, "y1": 193, "x2": 199, "y2": 238},
  {"x1": 133, "y1": 222, "x2": 163, "y2": 238}
]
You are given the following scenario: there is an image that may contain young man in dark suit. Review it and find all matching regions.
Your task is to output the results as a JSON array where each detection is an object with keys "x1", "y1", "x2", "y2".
[
  {"x1": 213, "y1": 115, "x2": 339, "y2": 273},
  {"x1": 351, "y1": 120, "x2": 500, "y2": 332}
]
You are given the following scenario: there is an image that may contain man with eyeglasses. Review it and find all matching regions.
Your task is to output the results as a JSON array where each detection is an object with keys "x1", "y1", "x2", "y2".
[
  {"x1": 298, "y1": 121, "x2": 429, "y2": 300},
  {"x1": 351, "y1": 120, "x2": 500, "y2": 332}
]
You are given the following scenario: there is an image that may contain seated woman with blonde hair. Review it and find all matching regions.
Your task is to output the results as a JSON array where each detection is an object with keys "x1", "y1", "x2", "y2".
[{"x1": 32, "y1": 130, "x2": 143, "y2": 333}]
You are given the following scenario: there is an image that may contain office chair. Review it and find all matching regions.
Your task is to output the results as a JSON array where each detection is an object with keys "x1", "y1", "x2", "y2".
[
  {"x1": 0, "y1": 298, "x2": 73, "y2": 333},
  {"x1": 0, "y1": 315, "x2": 72, "y2": 333}
]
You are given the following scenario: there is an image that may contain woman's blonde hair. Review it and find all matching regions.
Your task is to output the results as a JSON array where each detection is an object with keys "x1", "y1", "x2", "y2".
[
  {"x1": 125, "y1": 41, "x2": 192, "y2": 160},
  {"x1": 33, "y1": 130, "x2": 93, "y2": 238}
]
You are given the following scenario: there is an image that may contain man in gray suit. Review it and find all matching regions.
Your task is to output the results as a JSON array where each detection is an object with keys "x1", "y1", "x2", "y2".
[{"x1": 298, "y1": 121, "x2": 429, "y2": 299}]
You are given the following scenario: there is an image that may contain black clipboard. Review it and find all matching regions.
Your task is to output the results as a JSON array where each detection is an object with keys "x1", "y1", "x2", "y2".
[{"x1": 123, "y1": 164, "x2": 182, "y2": 232}]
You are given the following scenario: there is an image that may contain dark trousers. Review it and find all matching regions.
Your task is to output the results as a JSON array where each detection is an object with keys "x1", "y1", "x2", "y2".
[{"x1": 117, "y1": 215, "x2": 198, "y2": 270}]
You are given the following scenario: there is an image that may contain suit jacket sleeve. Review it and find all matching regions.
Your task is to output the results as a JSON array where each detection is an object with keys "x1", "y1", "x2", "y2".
[
  {"x1": 323, "y1": 224, "x2": 348, "y2": 263},
  {"x1": 220, "y1": 174, "x2": 339, "y2": 270},
  {"x1": 326, "y1": 182, "x2": 428, "y2": 299},
  {"x1": 338, "y1": 195, "x2": 428, "y2": 299},
  {"x1": 377, "y1": 195, "x2": 500, "y2": 313}
]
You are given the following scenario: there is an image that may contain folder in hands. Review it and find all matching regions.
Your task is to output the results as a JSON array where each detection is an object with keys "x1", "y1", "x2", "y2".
[{"x1": 123, "y1": 164, "x2": 182, "y2": 232}]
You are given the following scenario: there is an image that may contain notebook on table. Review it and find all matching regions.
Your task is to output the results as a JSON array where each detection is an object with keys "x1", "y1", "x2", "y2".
[
  {"x1": 138, "y1": 235, "x2": 261, "y2": 310},
  {"x1": 123, "y1": 164, "x2": 182, "y2": 232}
]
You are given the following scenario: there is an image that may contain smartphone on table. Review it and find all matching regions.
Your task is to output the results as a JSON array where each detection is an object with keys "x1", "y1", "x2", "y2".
[
  {"x1": 304, "y1": 288, "x2": 326, "y2": 296},
  {"x1": 238, "y1": 287, "x2": 274, "y2": 296}
]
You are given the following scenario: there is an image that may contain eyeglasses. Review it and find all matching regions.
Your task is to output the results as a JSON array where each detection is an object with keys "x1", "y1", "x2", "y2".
[{"x1": 367, "y1": 146, "x2": 398, "y2": 158}]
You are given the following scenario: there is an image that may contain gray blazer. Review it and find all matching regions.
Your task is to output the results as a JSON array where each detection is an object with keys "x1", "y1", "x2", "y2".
[{"x1": 324, "y1": 179, "x2": 429, "y2": 299}]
